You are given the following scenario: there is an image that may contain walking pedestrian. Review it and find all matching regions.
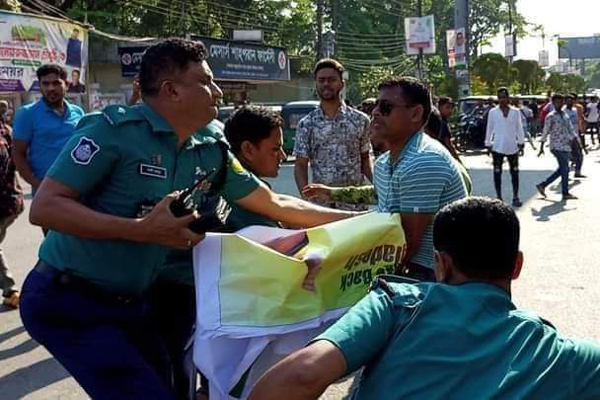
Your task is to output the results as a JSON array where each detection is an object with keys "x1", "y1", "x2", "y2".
[
  {"x1": 564, "y1": 94, "x2": 585, "y2": 178},
  {"x1": 293, "y1": 59, "x2": 372, "y2": 211},
  {"x1": 0, "y1": 111, "x2": 24, "y2": 308},
  {"x1": 584, "y1": 95, "x2": 599, "y2": 145},
  {"x1": 536, "y1": 94, "x2": 580, "y2": 201},
  {"x1": 484, "y1": 87, "x2": 525, "y2": 207}
]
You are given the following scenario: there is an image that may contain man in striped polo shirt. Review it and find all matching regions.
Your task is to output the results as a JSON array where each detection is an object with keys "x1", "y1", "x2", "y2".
[{"x1": 371, "y1": 77, "x2": 467, "y2": 281}]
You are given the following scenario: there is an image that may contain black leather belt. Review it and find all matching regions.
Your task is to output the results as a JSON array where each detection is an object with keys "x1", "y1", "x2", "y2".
[{"x1": 34, "y1": 260, "x2": 141, "y2": 304}]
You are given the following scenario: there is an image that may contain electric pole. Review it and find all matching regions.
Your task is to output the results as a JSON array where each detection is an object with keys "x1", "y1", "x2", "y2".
[
  {"x1": 454, "y1": 0, "x2": 470, "y2": 95},
  {"x1": 316, "y1": 0, "x2": 324, "y2": 62},
  {"x1": 417, "y1": 0, "x2": 424, "y2": 80}
]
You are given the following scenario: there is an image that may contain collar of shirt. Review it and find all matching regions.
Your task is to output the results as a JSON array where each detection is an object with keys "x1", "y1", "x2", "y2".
[
  {"x1": 138, "y1": 103, "x2": 175, "y2": 133},
  {"x1": 317, "y1": 102, "x2": 348, "y2": 121},
  {"x1": 41, "y1": 98, "x2": 73, "y2": 118},
  {"x1": 385, "y1": 130, "x2": 423, "y2": 169}
]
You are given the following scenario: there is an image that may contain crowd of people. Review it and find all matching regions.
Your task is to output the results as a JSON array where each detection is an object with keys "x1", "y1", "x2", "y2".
[{"x1": 0, "y1": 37, "x2": 599, "y2": 399}]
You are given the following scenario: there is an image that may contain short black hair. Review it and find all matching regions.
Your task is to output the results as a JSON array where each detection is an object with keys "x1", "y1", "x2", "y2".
[
  {"x1": 378, "y1": 76, "x2": 432, "y2": 123},
  {"x1": 425, "y1": 106, "x2": 442, "y2": 137},
  {"x1": 552, "y1": 93, "x2": 564, "y2": 101},
  {"x1": 314, "y1": 58, "x2": 344, "y2": 80},
  {"x1": 438, "y1": 96, "x2": 454, "y2": 107},
  {"x1": 433, "y1": 197, "x2": 520, "y2": 280},
  {"x1": 36, "y1": 64, "x2": 67, "y2": 80},
  {"x1": 497, "y1": 87, "x2": 510, "y2": 96},
  {"x1": 139, "y1": 38, "x2": 207, "y2": 97},
  {"x1": 224, "y1": 106, "x2": 283, "y2": 155}
]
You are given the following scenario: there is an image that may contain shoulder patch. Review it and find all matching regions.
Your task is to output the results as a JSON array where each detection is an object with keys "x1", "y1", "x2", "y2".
[
  {"x1": 229, "y1": 157, "x2": 248, "y2": 175},
  {"x1": 71, "y1": 136, "x2": 100, "y2": 165}
]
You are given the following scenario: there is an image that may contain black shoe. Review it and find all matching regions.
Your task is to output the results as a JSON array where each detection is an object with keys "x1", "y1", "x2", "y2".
[
  {"x1": 574, "y1": 174, "x2": 587, "y2": 178},
  {"x1": 536, "y1": 183, "x2": 546, "y2": 198},
  {"x1": 512, "y1": 198, "x2": 522, "y2": 207},
  {"x1": 562, "y1": 193, "x2": 578, "y2": 201}
]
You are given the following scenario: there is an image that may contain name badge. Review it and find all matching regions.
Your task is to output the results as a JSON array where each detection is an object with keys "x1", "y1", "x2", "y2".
[{"x1": 139, "y1": 163, "x2": 167, "y2": 179}]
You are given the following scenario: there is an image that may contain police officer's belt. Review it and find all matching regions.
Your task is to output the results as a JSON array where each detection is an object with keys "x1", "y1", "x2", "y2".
[{"x1": 34, "y1": 260, "x2": 142, "y2": 304}]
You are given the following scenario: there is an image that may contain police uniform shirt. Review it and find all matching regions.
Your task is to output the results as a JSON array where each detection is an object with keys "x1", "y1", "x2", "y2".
[
  {"x1": 39, "y1": 103, "x2": 259, "y2": 294},
  {"x1": 314, "y1": 280, "x2": 600, "y2": 399}
]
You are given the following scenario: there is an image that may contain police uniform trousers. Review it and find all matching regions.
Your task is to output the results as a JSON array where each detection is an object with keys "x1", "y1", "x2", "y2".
[{"x1": 20, "y1": 261, "x2": 176, "y2": 400}]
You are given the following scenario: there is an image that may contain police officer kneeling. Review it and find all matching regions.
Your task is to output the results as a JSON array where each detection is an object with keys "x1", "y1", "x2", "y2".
[
  {"x1": 20, "y1": 38, "x2": 356, "y2": 400},
  {"x1": 250, "y1": 197, "x2": 600, "y2": 399}
]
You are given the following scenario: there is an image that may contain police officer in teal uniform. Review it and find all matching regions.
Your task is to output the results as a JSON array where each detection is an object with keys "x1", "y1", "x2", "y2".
[{"x1": 20, "y1": 38, "x2": 357, "y2": 399}]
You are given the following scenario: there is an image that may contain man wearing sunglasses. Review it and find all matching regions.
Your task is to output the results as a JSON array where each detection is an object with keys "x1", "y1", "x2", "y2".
[{"x1": 370, "y1": 77, "x2": 467, "y2": 281}]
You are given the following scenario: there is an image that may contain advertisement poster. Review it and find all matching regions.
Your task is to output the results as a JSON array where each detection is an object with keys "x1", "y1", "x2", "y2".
[
  {"x1": 0, "y1": 11, "x2": 88, "y2": 92},
  {"x1": 404, "y1": 15, "x2": 436, "y2": 55},
  {"x1": 446, "y1": 28, "x2": 466, "y2": 68}
]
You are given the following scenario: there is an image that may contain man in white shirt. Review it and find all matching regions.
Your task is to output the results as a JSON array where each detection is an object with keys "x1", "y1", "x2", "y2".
[
  {"x1": 585, "y1": 96, "x2": 599, "y2": 145},
  {"x1": 485, "y1": 87, "x2": 525, "y2": 207}
]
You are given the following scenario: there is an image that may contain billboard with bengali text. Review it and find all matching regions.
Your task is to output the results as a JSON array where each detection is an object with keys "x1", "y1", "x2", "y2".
[{"x1": 0, "y1": 11, "x2": 88, "y2": 92}]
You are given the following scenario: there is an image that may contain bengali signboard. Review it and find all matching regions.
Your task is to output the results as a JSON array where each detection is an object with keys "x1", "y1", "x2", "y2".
[
  {"x1": 118, "y1": 46, "x2": 146, "y2": 77},
  {"x1": 404, "y1": 15, "x2": 436, "y2": 55},
  {"x1": 0, "y1": 11, "x2": 88, "y2": 92},
  {"x1": 192, "y1": 35, "x2": 290, "y2": 81}
]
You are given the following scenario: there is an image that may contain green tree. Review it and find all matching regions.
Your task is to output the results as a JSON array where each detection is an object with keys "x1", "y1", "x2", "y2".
[
  {"x1": 546, "y1": 72, "x2": 586, "y2": 94},
  {"x1": 472, "y1": 53, "x2": 513, "y2": 92},
  {"x1": 512, "y1": 59, "x2": 545, "y2": 94}
]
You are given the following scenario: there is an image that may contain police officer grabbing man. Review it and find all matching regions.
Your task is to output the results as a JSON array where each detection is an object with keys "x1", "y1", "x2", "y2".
[{"x1": 20, "y1": 38, "x2": 356, "y2": 400}]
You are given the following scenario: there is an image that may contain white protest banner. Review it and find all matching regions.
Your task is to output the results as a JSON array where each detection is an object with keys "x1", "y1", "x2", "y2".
[{"x1": 193, "y1": 213, "x2": 406, "y2": 398}]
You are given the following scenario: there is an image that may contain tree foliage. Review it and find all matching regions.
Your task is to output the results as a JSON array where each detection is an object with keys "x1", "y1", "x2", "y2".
[
  {"x1": 472, "y1": 53, "x2": 513, "y2": 92},
  {"x1": 512, "y1": 59, "x2": 545, "y2": 94},
  {"x1": 32, "y1": 0, "x2": 530, "y2": 100}
]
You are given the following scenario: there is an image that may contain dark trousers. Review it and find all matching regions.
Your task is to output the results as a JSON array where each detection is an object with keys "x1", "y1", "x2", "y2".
[
  {"x1": 542, "y1": 150, "x2": 570, "y2": 195},
  {"x1": 0, "y1": 214, "x2": 18, "y2": 297},
  {"x1": 148, "y1": 283, "x2": 197, "y2": 400},
  {"x1": 20, "y1": 263, "x2": 175, "y2": 400},
  {"x1": 492, "y1": 151, "x2": 519, "y2": 199},
  {"x1": 571, "y1": 139, "x2": 584, "y2": 175}
]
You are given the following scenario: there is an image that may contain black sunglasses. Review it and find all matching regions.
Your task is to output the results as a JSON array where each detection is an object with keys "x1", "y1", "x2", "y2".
[{"x1": 374, "y1": 99, "x2": 415, "y2": 116}]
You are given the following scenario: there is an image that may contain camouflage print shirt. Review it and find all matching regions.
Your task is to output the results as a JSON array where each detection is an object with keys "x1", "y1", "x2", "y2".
[{"x1": 294, "y1": 104, "x2": 372, "y2": 210}]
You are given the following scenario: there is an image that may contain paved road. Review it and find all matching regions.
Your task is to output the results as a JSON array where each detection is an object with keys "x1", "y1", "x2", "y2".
[{"x1": 2, "y1": 147, "x2": 600, "y2": 399}]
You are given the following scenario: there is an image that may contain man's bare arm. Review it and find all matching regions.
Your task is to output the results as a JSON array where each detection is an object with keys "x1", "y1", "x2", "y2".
[
  {"x1": 249, "y1": 340, "x2": 347, "y2": 400},
  {"x1": 236, "y1": 184, "x2": 357, "y2": 228},
  {"x1": 400, "y1": 212, "x2": 433, "y2": 264},
  {"x1": 12, "y1": 139, "x2": 41, "y2": 189},
  {"x1": 294, "y1": 157, "x2": 310, "y2": 195},
  {"x1": 30, "y1": 177, "x2": 203, "y2": 248},
  {"x1": 361, "y1": 151, "x2": 373, "y2": 182}
]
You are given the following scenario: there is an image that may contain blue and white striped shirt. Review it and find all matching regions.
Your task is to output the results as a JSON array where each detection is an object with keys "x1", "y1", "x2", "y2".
[{"x1": 374, "y1": 132, "x2": 467, "y2": 269}]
